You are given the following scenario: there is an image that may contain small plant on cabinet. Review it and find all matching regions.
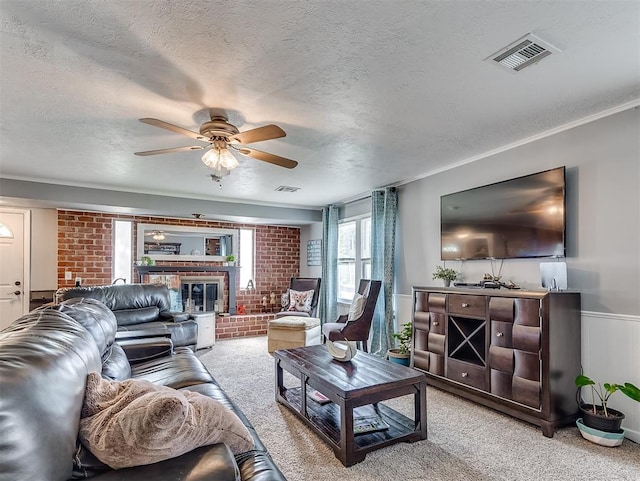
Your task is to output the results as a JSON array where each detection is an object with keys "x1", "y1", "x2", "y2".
[{"x1": 432, "y1": 265, "x2": 458, "y2": 285}]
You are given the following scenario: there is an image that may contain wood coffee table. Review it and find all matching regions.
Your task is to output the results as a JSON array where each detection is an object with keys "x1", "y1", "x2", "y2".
[{"x1": 274, "y1": 345, "x2": 427, "y2": 466}]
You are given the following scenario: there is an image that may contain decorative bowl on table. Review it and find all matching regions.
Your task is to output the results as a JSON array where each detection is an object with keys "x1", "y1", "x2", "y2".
[{"x1": 326, "y1": 340, "x2": 358, "y2": 362}]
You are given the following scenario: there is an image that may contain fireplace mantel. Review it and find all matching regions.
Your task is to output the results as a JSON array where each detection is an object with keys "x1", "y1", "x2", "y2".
[{"x1": 135, "y1": 266, "x2": 239, "y2": 315}]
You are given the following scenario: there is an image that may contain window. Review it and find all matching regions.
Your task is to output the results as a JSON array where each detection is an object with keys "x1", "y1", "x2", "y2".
[
  {"x1": 337, "y1": 216, "x2": 371, "y2": 302},
  {"x1": 113, "y1": 220, "x2": 132, "y2": 283},
  {"x1": 239, "y1": 228, "x2": 254, "y2": 289}
]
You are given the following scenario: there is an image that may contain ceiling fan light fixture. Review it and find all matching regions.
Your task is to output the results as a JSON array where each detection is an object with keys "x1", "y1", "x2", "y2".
[
  {"x1": 201, "y1": 146, "x2": 240, "y2": 171},
  {"x1": 211, "y1": 167, "x2": 231, "y2": 178},
  {"x1": 152, "y1": 232, "x2": 166, "y2": 241}
]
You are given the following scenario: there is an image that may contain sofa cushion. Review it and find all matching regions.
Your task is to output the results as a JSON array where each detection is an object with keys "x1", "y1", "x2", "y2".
[
  {"x1": 130, "y1": 347, "x2": 215, "y2": 388},
  {"x1": 347, "y1": 293, "x2": 367, "y2": 321},
  {"x1": 286, "y1": 289, "x2": 314, "y2": 313},
  {"x1": 57, "y1": 284, "x2": 172, "y2": 313},
  {"x1": 79, "y1": 372, "x2": 254, "y2": 469},
  {"x1": 115, "y1": 306, "x2": 160, "y2": 326},
  {"x1": 0, "y1": 310, "x2": 102, "y2": 481},
  {"x1": 101, "y1": 343, "x2": 132, "y2": 381},
  {"x1": 54, "y1": 297, "x2": 118, "y2": 354},
  {"x1": 76, "y1": 444, "x2": 241, "y2": 481}
]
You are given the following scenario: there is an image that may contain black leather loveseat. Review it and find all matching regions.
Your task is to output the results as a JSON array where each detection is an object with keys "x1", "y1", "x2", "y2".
[
  {"x1": 56, "y1": 283, "x2": 199, "y2": 350},
  {"x1": 0, "y1": 297, "x2": 287, "y2": 481}
]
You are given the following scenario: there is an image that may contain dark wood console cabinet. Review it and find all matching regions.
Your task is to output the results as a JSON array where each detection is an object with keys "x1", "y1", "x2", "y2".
[{"x1": 411, "y1": 287, "x2": 581, "y2": 437}]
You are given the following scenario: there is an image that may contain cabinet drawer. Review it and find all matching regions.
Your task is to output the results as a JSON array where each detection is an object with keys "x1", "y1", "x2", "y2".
[
  {"x1": 428, "y1": 293, "x2": 447, "y2": 313},
  {"x1": 491, "y1": 321, "x2": 513, "y2": 348},
  {"x1": 429, "y1": 353, "x2": 445, "y2": 376},
  {"x1": 513, "y1": 375, "x2": 541, "y2": 409},
  {"x1": 446, "y1": 358, "x2": 486, "y2": 390},
  {"x1": 513, "y1": 324, "x2": 540, "y2": 353},
  {"x1": 488, "y1": 345, "x2": 514, "y2": 374},
  {"x1": 413, "y1": 351, "x2": 445, "y2": 377},
  {"x1": 430, "y1": 312, "x2": 446, "y2": 334},
  {"x1": 427, "y1": 333, "x2": 445, "y2": 355},
  {"x1": 448, "y1": 294, "x2": 486, "y2": 318}
]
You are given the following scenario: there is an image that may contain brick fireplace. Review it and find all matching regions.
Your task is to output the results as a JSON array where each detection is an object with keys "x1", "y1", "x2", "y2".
[{"x1": 57, "y1": 210, "x2": 301, "y2": 338}]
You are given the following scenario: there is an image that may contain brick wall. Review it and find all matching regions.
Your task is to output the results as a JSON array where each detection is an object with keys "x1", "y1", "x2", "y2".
[
  {"x1": 57, "y1": 210, "x2": 301, "y2": 336},
  {"x1": 216, "y1": 313, "x2": 276, "y2": 339}
]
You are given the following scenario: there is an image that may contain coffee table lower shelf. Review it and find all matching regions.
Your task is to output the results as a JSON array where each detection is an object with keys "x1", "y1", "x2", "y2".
[{"x1": 279, "y1": 386, "x2": 420, "y2": 465}]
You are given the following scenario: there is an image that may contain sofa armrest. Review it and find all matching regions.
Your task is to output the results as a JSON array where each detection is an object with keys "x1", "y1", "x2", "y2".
[
  {"x1": 116, "y1": 326, "x2": 170, "y2": 340},
  {"x1": 90, "y1": 444, "x2": 241, "y2": 481},
  {"x1": 160, "y1": 311, "x2": 192, "y2": 322},
  {"x1": 117, "y1": 337, "x2": 173, "y2": 364}
]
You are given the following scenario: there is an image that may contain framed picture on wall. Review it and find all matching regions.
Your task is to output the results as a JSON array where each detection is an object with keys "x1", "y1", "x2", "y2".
[{"x1": 307, "y1": 239, "x2": 321, "y2": 266}]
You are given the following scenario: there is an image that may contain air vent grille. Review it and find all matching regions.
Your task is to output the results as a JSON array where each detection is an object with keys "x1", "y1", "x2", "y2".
[
  {"x1": 487, "y1": 34, "x2": 560, "y2": 72},
  {"x1": 275, "y1": 185, "x2": 300, "y2": 192}
]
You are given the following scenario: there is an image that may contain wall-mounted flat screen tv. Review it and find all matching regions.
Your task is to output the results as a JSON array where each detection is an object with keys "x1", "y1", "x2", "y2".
[{"x1": 441, "y1": 166, "x2": 566, "y2": 260}]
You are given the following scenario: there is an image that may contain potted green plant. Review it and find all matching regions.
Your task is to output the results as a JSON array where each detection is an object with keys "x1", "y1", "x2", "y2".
[
  {"x1": 575, "y1": 374, "x2": 640, "y2": 444},
  {"x1": 432, "y1": 265, "x2": 458, "y2": 287},
  {"x1": 387, "y1": 322, "x2": 412, "y2": 366},
  {"x1": 226, "y1": 254, "x2": 236, "y2": 265}
]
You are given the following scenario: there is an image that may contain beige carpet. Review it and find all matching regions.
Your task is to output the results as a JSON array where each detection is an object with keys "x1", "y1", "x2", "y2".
[{"x1": 198, "y1": 336, "x2": 640, "y2": 481}]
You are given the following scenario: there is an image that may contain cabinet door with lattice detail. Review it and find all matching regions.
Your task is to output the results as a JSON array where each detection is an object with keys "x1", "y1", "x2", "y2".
[
  {"x1": 412, "y1": 291, "x2": 446, "y2": 376},
  {"x1": 488, "y1": 297, "x2": 541, "y2": 409}
]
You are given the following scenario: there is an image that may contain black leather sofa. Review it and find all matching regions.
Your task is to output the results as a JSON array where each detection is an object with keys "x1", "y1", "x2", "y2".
[
  {"x1": 56, "y1": 284, "x2": 199, "y2": 350},
  {"x1": 0, "y1": 297, "x2": 287, "y2": 481}
]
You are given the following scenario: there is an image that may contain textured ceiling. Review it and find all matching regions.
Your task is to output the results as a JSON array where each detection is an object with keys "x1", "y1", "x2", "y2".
[{"x1": 1, "y1": 1, "x2": 639, "y2": 213}]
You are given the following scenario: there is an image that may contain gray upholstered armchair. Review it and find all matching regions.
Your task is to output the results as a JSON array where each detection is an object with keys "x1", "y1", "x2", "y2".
[{"x1": 322, "y1": 279, "x2": 381, "y2": 353}]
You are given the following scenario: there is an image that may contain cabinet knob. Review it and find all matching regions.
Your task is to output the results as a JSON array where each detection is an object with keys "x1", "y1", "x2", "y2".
[
  {"x1": 461, "y1": 303, "x2": 469, "y2": 308},
  {"x1": 461, "y1": 372, "x2": 468, "y2": 378},
  {"x1": 433, "y1": 321, "x2": 439, "y2": 326},
  {"x1": 496, "y1": 332, "x2": 504, "y2": 337},
  {"x1": 14, "y1": 290, "x2": 21, "y2": 296}
]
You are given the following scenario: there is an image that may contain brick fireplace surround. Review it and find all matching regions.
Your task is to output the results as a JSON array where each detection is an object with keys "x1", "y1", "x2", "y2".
[{"x1": 57, "y1": 210, "x2": 302, "y2": 339}]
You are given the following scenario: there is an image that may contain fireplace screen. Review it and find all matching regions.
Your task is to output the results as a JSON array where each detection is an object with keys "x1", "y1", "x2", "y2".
[{"x1": 181, "y1": 281, "x2": 219, "y2": 313}]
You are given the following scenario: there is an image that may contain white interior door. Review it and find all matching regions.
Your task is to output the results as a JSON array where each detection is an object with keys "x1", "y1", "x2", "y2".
[{"x1": 0, "y1": 209, "x2": 30, "y2": 329}]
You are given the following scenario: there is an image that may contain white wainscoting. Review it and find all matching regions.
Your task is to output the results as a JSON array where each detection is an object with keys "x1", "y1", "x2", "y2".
[
  {"x1": 394, "y1": 294, "x2": 640, "y2": 442},
  {"x1": 581, "y1": 311, "x2": 640, "y2": 443}
]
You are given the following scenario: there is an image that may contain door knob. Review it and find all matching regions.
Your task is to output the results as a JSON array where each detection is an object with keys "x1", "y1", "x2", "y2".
[
  {"x1": 14, "y1": 281, "x2": 21, "y2": 286},
  {"x1": 14, "y1": 290, "x2": 21, "y2": 295}
]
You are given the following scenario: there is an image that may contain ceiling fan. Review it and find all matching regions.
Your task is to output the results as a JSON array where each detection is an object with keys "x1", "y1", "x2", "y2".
[{"x1": 134, "y1": 115, "x2": 298, "y2": 176}]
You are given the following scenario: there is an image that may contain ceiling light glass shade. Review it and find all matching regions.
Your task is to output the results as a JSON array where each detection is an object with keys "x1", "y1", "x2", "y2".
[
  {"x1": 202, "y1": 146, "x2": 240, "y2": 171},
  {"x1": 211, "y1": 167, "x2": 231, "y2": 178},
  {"x1": 152, "y1": 232, "x2": 166, "y2": 241}
]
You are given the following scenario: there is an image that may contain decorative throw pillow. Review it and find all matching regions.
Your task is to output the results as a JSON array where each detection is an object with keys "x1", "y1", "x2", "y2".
[
  {"x1": 79, "y1": 372, "x2": 254, "y2": 470},
  {"x1": 347, "y1": 293, "x2": 367, "y2": 322},
  {"x1": 287, "y1": 289, "x2": 314, "y2": 313},
  {"x1": 280, "y1": 290, "x2": 290, "y2": 309}
]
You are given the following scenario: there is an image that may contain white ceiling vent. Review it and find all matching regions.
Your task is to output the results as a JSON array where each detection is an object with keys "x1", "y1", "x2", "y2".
[
  {"x1": 486, "y1": 34, "x2": 560, "y2": 72},
  {"x1": 275, "y1": 185, "x2": 300, "y2": 192}
]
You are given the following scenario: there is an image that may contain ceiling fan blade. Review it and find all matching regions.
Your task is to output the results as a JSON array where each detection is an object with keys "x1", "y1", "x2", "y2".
[
  {"x1": 134, "y1": 146, "x2": 205, "y2": 156},
  {"x1": 230, "y1": 125, "x2": 286, "y2": 145},
  {"x1": 139, "y1": 118, "x2": 209, "y2": 141},
  {"x1": 239, "y1": 148, "x2": 298, "y2": 169}
]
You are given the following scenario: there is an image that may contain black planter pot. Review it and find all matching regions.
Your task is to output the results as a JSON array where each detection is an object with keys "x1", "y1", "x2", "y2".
[{"x1": 579, "y1": 404, "x2": 625, "y2": 433}]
